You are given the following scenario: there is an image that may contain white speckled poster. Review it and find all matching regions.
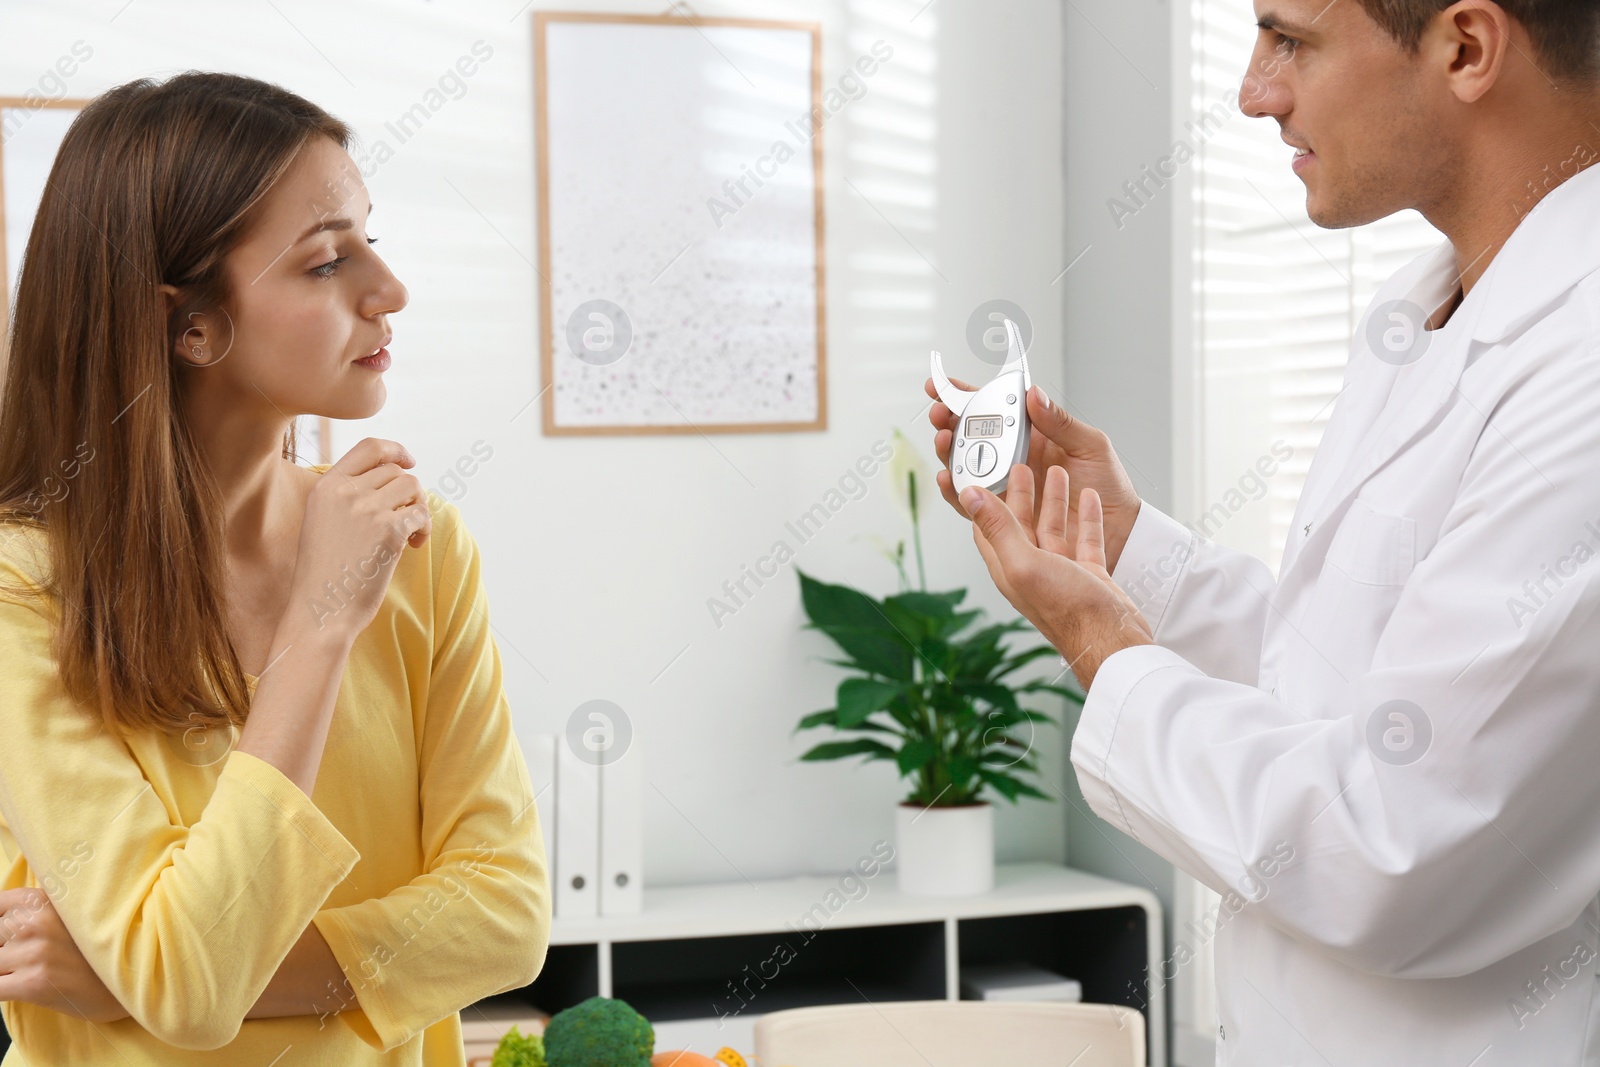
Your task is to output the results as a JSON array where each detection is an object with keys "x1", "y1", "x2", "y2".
[{"x1": 535, "y1": 14, "x2": 826, "y2": 435}]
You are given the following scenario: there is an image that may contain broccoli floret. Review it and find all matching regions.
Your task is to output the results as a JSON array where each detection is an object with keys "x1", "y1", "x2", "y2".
[
  {"x1": 541, "y1": 996, "x2": 654, "y2": 1067},
  {"x1": 491, "y1": 1025, "x2": 547, "y2": 1067}
]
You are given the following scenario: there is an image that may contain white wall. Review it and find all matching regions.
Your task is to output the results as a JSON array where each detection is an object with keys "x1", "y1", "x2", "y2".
[
  {"x1": 1059, "y1": 0, "x2": 1187, "y2": 1058},
  {"x1": 1, "y1": 0, "x2": 1070, "y2": 887}
]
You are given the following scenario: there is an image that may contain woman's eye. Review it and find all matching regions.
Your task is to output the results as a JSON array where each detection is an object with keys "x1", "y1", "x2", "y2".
[{"x1": 310, "y1": 239, "x2": 379, "y2": 280}]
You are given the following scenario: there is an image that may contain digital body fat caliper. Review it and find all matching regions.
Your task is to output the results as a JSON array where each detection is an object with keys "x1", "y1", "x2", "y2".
[{"x1": 930, "y1": 317, "x2": 1032, "y2": 495}]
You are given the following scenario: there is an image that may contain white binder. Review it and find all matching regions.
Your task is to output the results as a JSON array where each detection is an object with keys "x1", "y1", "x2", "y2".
[
  {"x1": 599, "y1": 739, "x2": 643, "y2": 915},
  {"x1": 554, "y1": 741, "x2": 600, "y2": 919},
  {"x1": 522, "y1": 734, "x2": 557, "y2": 897}
]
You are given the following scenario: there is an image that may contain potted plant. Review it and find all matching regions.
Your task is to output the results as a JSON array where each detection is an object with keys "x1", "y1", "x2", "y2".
[{"x1": 793, "y1": 431, "x2": 1085, "y2": 895}]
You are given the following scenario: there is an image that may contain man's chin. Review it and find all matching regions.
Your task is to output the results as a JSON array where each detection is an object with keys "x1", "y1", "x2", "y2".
[
  {"x1": 1304, "y1": 188, "x2": 1382, "y2": 231},
  {"x1": 1305, "y1": 195, "x2": 1339, "y2": 228}
]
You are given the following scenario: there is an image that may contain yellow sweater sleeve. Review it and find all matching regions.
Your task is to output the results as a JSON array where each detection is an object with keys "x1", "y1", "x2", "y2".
[
  {"x1": 311, "y1": 503, "x2": 552, "y2": 1052},
  {"x1": 0, "y1": 577, "x2": 361, "y2": 1051}
]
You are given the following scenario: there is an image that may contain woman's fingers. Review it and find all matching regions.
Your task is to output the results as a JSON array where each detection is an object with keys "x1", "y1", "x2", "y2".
[
  {"x1": 1037, "y1": 466, "x2": 1072, "y2": 555},
  {"x1": 0, "y1": 887, "x2": 46, "y2": 946},
  {"x1": 1076, "y1": 486, "x2": 1107, "y2": 572},
  {"x1": 330, "y1": 437, "x2": 413, "y2": 480}
]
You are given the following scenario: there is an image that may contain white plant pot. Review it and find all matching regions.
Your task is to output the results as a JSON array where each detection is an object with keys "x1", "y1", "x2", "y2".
[{"x1": 895, "y1": 801, "x2": 995, "y2": 896}]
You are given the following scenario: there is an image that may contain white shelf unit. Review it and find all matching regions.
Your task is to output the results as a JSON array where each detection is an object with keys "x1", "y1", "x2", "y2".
[{"x1": 473, "y1": 861, "x2": 1167, "y2": 1066}]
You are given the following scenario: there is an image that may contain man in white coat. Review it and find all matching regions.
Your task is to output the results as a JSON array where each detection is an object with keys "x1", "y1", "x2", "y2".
[{"x1": 927, "y1": 0, "x2": 1600, "y2": 1063}]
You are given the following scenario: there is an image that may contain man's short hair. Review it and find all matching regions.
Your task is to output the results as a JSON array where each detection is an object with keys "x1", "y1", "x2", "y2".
[{"x1": 1355, "y1": 0, "x2": 1600, "y2": 83}]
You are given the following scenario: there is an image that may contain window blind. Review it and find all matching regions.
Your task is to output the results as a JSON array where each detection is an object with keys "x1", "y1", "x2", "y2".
[
  {"x1": 1189, "y1": 0, "x2": 1443, "y2": 572},
  {"x1": 1171, "y1": 6, "x2": 1446, "y2": 1062}
]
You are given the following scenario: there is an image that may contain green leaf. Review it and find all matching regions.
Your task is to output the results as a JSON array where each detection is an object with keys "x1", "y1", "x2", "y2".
[
  {"x1": 936, "y1": 609, "x2": 986, "y2": 639},
  {"x1": 812, "y1": 626, "x2": 914, "y2": 681},
  {"x1": 896, "y1": 737, "x2": 937, "y2": 775},
  {"x1": 924, "y1": 683, "x2": 965, "y2": 713},
  {"x1": 796, "y1": 570, "x2": 917, "y2": 679},
  {"x1": 979, "y1": 769, "x2": 1022, "y2": 802},
  {"x1": 978, "y1": 768, "x2": 1052, "y2": 804},
  {"x1": 1011, "y1": 779, "x2": 1051, "y2": 801},
  {"x1": 949, "y1": 621, "x2": 1031, "y2": 680},
  {"x1": 974, "y1": 708, "x2": 1024, "y2": 733},
  {"x1": 914, "y1": 636, "x2": 957, "y2": 678},
  {"x1": 949, "y1": 754, "x2": 979, "y2": 790},
  {"x1": 890, "y1": 608, "x2": 986, "y2": 647},
  {"x1": 878, "y1": 600, "x2": 929, "y2": 644},
  {"x1": 797, "y1": 569, "x2": 896, "y2": 632},
  {"x1": 962, "y1": 683, "x2": 1021, "y2": 718},
  {"x1": 885, "y1": 589, "x2": 966, "y2": 617},
  {"x1": 995, "y1": 644, "x2": 1066, "y2": 676},
  {"x1": 1015, "y1": 681, "x2": 1087, "y2": 705},
  {"x1": 799, "y1": 738, "x2": 897, "y2": 763},
  {"x1": 875, "y1": 694, "x2": 923, "y2": 734},
  {"x1": 846, "y1": 719, "x2": 904, "y2": 736},
  {"x1": 877, "y1": 589, "x2": 977, "y2": 647},
  {"x1": 981, "y1": 748, "x2": 1038, "y2": 772},
  {"x1": 794, "y1": 708, "x2": 838, "y2": 732},
  {"x1": 960, "y1": 620, "x2": 1033, "y2": 648},
  {"x1": 837, "y1": 677, "x2": 907, "y2": 727}
]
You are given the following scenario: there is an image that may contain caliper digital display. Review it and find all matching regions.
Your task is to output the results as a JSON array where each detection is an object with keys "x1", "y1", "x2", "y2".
[{"x1": 964, "y1": 415, "x2": 1003, "y2": 440}]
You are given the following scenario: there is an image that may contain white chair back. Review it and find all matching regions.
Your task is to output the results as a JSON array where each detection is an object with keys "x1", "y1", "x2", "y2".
[{"x1": 752, "y1": 1000, "x2": 1145, "y2": 1067}]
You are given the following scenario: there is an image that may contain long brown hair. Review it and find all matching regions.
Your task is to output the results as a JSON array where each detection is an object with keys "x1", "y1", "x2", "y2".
[{"x1": 0, "y1": 71, "x2": 350, "y2": 736}]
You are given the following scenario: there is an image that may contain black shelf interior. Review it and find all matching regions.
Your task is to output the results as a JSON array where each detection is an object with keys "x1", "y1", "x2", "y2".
[
  {"x1": 612, "y1": 920, "x2": 947, "y2": 1023},
  {"x1": 957, "y1": 906, "x2": 1149, "y2": 1044},
  {"x1": 492, "y1": 942, "x2": 602, "y2": 1017},
  {"x1": 456, "y1": 903, "x2": 1156, "y2": 1054}
]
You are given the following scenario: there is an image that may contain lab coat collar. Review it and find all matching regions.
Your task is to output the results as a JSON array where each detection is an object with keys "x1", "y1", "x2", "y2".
[{"x1": 1279, "y1": 160, "x2": 1600, "y2": 587}]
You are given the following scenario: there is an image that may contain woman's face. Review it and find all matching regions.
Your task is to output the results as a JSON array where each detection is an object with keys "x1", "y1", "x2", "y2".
[{"x1": 175, "y1": 135, "x2": 407, "y2": 424}]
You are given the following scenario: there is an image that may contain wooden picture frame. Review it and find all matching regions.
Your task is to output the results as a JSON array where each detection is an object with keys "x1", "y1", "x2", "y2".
[
  {"x1": 534, "y1": 11, "x2": 828, "y2": 435},
  {"x1": 0, "y1": 96, "x2": 335, "y2": 462}
]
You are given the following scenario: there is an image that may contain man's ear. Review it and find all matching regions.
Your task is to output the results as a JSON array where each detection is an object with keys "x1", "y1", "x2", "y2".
[{"x1": 1431, "y1": 1, "x2": 1515, "y2": 104}]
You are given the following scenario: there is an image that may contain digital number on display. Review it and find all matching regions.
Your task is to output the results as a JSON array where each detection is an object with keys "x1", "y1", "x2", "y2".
[{"x1": 965, "y1": 415, "x2": 1003, "y2": 440}]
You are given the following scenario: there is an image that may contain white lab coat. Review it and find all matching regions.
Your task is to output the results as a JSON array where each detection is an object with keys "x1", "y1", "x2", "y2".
[{"x1": 1072, "y1": 158, "x2": 1600, "y2": 1066}]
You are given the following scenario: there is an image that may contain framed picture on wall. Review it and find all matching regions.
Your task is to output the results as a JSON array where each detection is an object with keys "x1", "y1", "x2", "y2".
[
  {"x1": 1, "y1": 97, "x2": 335, "y2": 464},
  {"x1": 534, "y1": 11, "x2": 828, "y2": 435}
]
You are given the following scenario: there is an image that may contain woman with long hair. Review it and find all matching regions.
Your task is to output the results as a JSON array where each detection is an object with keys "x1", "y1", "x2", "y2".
[{"x1": 0, "y1": 71, "x2": 550, "y2": 1063}]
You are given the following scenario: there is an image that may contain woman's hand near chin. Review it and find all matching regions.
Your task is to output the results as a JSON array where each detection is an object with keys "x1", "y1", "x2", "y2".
[{"x1": 0, "y1": 886, "x2": 129, "y2": 1022}]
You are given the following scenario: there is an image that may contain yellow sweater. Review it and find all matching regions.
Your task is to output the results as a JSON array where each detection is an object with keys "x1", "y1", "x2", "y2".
[{"x1": 0, "y1": 467, "x2": 551, "y2": 1064}]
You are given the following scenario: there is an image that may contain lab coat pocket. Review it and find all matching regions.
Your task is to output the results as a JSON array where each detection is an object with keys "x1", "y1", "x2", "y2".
[
  {"x1": 1325, "y1": 497, "x2": 1417, "y2": 587},
  {"x1": 1296, "y1": 498, "x2": 1420, "y2": 686}
]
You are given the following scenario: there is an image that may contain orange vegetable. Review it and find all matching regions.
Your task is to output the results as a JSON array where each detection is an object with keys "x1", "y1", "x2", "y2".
[{"x1": 650, "y1": 1053, "x2": 719, "y2": 1067}]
